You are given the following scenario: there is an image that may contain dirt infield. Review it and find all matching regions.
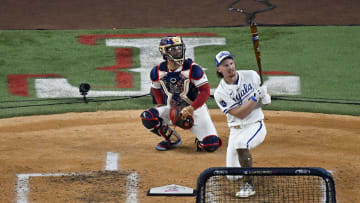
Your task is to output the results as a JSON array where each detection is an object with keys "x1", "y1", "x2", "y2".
[
  {"x1": 1, "y1": 110, "x2": 359, "y2": 202},
  {"x1": 1, "y1": 0, "x2": 360, "y2": 202}
]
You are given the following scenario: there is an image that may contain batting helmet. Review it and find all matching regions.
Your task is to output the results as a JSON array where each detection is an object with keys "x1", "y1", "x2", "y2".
[{"x1": 159, "y1": 36, "x2": 186, "y2": 66}]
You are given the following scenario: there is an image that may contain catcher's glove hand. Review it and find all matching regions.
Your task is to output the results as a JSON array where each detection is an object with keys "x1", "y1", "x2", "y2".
[
  {"x1": 180, "y1": 106, "x2": 194, "y2": 119},
  {"x1": 170, "y1": 107, "x2": 194, "y2": 129}
]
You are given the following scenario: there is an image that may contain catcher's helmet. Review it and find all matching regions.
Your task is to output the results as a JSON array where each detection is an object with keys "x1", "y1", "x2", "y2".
[{"x1": 159, "y1": 36, "x2": 186, "y2": 66}]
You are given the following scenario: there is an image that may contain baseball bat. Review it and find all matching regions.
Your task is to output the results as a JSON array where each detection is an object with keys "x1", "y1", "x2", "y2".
[{"x1": 250, "y1": 22, "x2": 264, "y2": 86}]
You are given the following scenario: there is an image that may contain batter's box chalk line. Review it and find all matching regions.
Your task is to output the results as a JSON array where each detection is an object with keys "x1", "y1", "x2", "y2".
[{"x1": 15, "y1": 152, "x2": 138, "y2": 203}]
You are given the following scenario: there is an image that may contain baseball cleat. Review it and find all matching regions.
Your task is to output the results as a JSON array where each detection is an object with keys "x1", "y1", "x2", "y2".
[
  {"x1": 155, "y1": 139, "x2": 182, "y2": 151},
  {"x1": 236, "y1": 182, "x2": 256, "y2": 198}
]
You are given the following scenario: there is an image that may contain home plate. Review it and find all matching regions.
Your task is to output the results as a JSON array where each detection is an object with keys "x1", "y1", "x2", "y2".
[{"x1": 147, "y1": 184, "x2": 196, "y2": 196}]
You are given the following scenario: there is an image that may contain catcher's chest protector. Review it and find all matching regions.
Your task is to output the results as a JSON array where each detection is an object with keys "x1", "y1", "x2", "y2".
[{"x1": 159, "y1": 62, "x2": 198, "y2": 111}]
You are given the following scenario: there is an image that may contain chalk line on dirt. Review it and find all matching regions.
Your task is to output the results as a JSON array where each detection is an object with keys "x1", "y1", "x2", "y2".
[{"x1": 16, "y1": 152, "x2": 138, "y2": 203}]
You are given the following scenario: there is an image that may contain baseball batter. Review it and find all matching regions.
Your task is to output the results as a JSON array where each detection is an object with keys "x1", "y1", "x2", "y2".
[
  {"x1": 213, "y1": 51, "x2": 271, "y2": 198},
  {"x1": 140, "y1": 36, "x2": 222, "y2": 152}
]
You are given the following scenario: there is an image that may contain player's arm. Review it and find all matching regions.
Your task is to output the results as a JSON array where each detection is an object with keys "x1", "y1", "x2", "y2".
[
  {"x1": 150, "y1": 65, "x2": 165, "y2": 105},
  {"x1": 181, "y1": 64, "x2": 210, "y2": 117},
  {"x1": 250, "y1": 70, "x2": 271, "y2": 105},
  {"x1": 228, "y1": 98, "x2": 257, "y2": 119},
  {"x1": 228, "y1": 83, "x2": 269, "y2": 119},
  {"x1": 181, "y1": 83, "x2": 209, "y2": 117},
  {"x1": 214, "y1": 87, "x2": 258, "y2": 120},
  {"x1": 152, "y1": 87, "x2": 164, "y2": 105},
  {"x1": 189, "y1": 64, "x2": 210, "y2": 109},
  {"x1": 190, "y1": 83, "x2": 210, "y2": 110}
]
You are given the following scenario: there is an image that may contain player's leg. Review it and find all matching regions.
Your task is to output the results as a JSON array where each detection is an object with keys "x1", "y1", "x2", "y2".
[
  {"x1": 245, "y1": 121, "x2": 267, "y2": 150},
  {"x1": 140, "y1": 106, "x2": 181, "y2": 151},
  {"x1": 235, "y1": 147, "x2": 256, "y2": 198},
  {"x1": 235, "y1": 121, "x2": 266, "y2": 198},
  {"x1": 224, "y1": 132, "x2": 245, "y2": 181},
  {"x1": 226, "y1": 132, "x2": 241, "y2": 167},
  {"x1": 237, "y1": 148, "x2": 253, "y2": 177},
  {"x1": 191, "y1": 105, "x2": 222, "y2": 152}
]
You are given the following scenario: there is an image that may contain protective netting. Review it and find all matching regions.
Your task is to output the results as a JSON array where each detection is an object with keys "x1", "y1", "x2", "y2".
[
  {"x1": 204, "y1": 175, "x2": 333, "y2": 203},
  {"x1": 197, "y1": 168, "x2": 336, "y2": 203}
]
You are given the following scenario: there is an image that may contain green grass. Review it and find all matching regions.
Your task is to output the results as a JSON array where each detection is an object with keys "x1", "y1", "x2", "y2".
[{"x1": 1, "y1": 26, "x2": 360, "y2": 118}]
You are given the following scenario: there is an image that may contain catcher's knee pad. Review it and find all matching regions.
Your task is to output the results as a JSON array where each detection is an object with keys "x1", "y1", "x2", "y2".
[
  {"x1": 196, "y1": 135, "x2": 222, "y2": 152},
  {"x1": 140, "y1": 108, "x2": 161, "y2": 129},
  {"x1": 140, "y1": 108, "x2": 179, "y2": 140}
]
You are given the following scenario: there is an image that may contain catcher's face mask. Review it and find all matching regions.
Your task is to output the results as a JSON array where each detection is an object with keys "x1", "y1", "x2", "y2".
[
  {"x1": 167, "y1": 45, "x2": 183, "y2": 59},
  {"x1": 159, "y1": 36, "x2": 186, "y2": 65}
]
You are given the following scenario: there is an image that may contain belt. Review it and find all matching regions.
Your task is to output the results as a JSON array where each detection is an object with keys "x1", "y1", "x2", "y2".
[{"x1": 232, "y1": 120, "x2": 261, "y2": 129}]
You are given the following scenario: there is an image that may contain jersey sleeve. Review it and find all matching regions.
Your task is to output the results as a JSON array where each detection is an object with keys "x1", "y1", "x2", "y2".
[
  {"x1": 190, "y1": 64, "x2": 208, "y2": 87},
  {"x1": 150, "y1": 65, "x2": 161, "y2": 89},
  {"x1": 190, "y1": 83, "x2": 210, "y2": 110},
  {"x1": 152, "y1": 87, "x2": 164, "y2": 104},
  {"x1": 214, "y1": 88, "x2": 238, "y2": 114},
  {"x1": 250, "y1": 70, "x2": 261, "y2": 89},
  {"x1": 151, "y1": 81, "x2": 161, "y2": 89}
]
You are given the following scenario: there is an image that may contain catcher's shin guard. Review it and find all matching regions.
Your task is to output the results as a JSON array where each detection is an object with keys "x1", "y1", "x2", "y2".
[
  {"x1": 153, "y1": 125, "x2": 182, "y2": 151},
  {"x1": 195, "y1": 135, "x2": 222, "y2": 152},
  {"x1": 153, "y1": 124, "x2": 180, "y2": 140},
  {"x1": 140, "y1": 108, "x2": 181, "y2": 150}
]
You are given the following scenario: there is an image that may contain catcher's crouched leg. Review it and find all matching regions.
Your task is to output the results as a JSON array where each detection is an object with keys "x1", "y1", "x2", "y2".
[
  {"x1": 140, "y1": 108, "x2": 181, "y2": 151},
  {"x1": 196, "y1": 135, "x2": 222, "y2": 152}
]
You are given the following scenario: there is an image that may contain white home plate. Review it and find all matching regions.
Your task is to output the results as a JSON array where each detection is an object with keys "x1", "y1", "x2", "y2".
[{"x1": 147, "y1": 184, "x2": 195, "y2": 196}]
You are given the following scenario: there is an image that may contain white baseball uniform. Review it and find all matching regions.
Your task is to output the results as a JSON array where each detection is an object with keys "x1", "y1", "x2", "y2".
[{"x1": 214, "y1": 70, "x2": 267, "y2": 167}]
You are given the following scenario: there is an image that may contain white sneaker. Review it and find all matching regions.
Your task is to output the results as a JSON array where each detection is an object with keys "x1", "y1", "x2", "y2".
[{"x1": 236, "y1": 182, "x2": 256, "y2": 198}]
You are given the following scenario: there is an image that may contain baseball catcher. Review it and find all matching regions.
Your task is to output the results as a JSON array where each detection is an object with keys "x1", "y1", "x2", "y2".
[{"x1": 140, "y1": 36, "x2": 222, "y2": 152}]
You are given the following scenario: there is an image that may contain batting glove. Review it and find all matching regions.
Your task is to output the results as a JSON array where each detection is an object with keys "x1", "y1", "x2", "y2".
[
  {"x1": 261, "y1": 93, "x2": 271, "y2": 105},
  {"x1": 258, "y1": 85, "x2": 267, "y2": 99},
  {"x1": 252, "y1": 85, "x2": 267, "y2": 102}
]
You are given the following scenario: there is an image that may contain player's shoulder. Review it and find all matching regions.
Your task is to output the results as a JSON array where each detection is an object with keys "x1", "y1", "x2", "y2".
[
  {"x1": 150, "y1": 61, "x2": 167, "y2": 81},
  {"x1": 183, "y1": 58, "x2": 205, "y2": 80},
  {"x1": 239, "y1": 70, "x2": 257, "y2": 76},
  {"x1": 214, "y1": 85, "x2": 229, "y2": 109},
  {"x1": 214, "y1": 80, "x2": 227, "y2": 98},
  {"x1": 214, "y1": 87, "x2": 221, "y2": 98},
  {"x1": 239, "y1": 70, "x2": 260, "y2": 80},
  {"x1": 183, "y1": 58, "x2": 193, "y2": 69},
  {"x1": 183, "y1": 58, "x2": 201, "y2": 70}
]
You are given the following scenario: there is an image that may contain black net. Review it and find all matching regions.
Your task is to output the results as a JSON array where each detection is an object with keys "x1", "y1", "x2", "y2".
[{"x1": 200, "y1": 173, "x2": 335, "y2": 203}]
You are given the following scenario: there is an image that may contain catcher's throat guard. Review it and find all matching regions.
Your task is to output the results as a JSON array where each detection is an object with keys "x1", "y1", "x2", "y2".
[{"x1": 169, "y1": 107, "x2": 194, "y2": 129}]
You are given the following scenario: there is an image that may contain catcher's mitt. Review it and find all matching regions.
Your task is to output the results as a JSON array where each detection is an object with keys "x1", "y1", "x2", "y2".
[{"x1": 169, "y1": 107, "x2": 194, "y2": 129}]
